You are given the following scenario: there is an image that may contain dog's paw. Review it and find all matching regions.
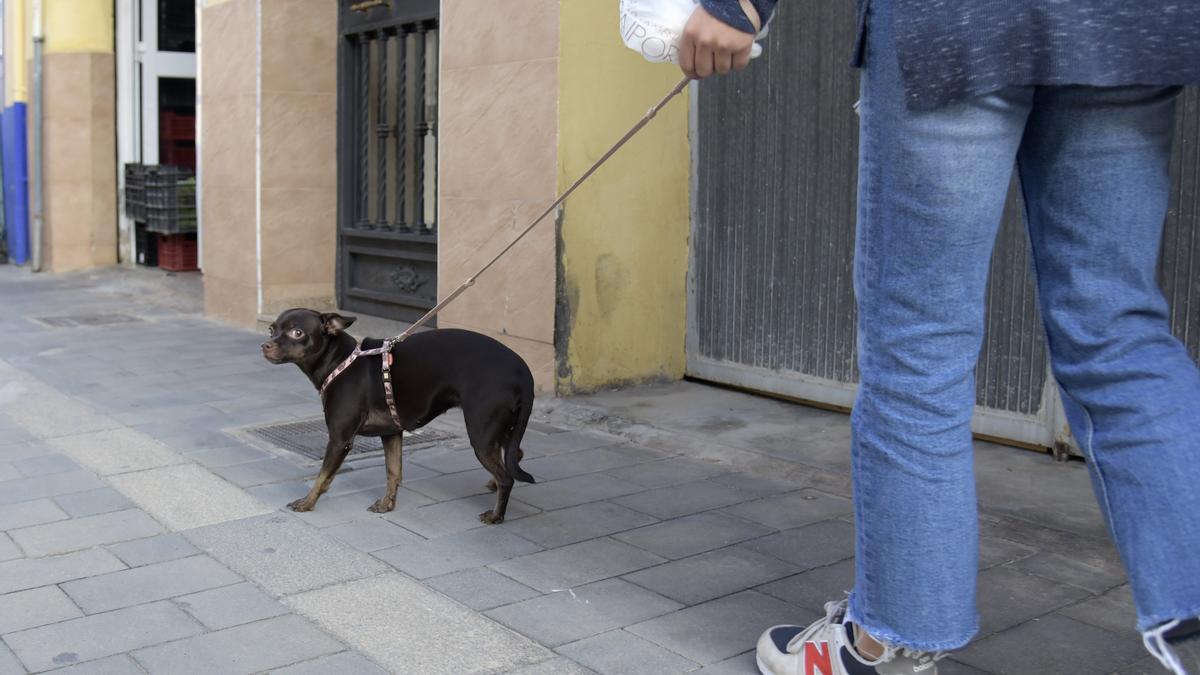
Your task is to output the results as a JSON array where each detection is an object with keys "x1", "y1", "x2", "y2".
[
  {"x1": 485, "y1": 479, "x2": 498, "y2": 493},
  {"x1": 367, "y1": 498, "x2": 395, "y2": 513},
  {"x1": 287, "y1": 498, "x2": 315, "y2": 512},
  {"x1": 478, "y1": 510, "x2": 505, "y2": 525}
]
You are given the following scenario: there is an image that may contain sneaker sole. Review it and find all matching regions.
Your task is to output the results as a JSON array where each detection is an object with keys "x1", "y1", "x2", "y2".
[{"x1": 756, "y1": 654, "x2": 773, "y2": 675}]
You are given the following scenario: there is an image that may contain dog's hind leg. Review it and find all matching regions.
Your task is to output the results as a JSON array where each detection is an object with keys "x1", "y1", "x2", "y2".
[
  {"x1": 465, "y1": 408, "x2": 514, "y2": 524},
  {"x1": 368, "y1": 434, "x2": 404, "y2": 513}
]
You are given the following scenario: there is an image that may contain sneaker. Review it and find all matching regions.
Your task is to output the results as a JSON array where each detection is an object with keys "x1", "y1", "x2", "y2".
[
  {"x1": 1145, "y1": 617, "x2": 1200, "y2": 675},
  {"x1": 756, "y1": 600, "x2": 939, "y2": 675}
]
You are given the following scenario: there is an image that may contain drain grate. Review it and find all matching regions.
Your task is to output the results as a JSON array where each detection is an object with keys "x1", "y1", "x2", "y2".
[
  {"x1": 33, "y1": 313, "x2": 145, "y2": 329},
  {"x1": 244, "y1": 417, "x2": 460, "y2": 461}
]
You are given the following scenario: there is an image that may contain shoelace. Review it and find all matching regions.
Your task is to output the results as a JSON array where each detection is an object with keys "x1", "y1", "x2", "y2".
[
  {"x1": 787, "y1": 600, "x2": 947, "y2": 668},
  {"x1": 1144, "y1": 619, "x2": 1187, "y2": 675}
]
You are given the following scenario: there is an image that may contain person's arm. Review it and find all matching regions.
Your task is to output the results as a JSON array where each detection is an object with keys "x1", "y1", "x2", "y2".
[{"x1": 679, "y1": 0, "x2": 776, "y2": 79}]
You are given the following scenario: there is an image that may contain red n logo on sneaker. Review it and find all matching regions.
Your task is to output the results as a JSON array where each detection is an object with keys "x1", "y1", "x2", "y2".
[{"x1": 804, "y1": 642, "x2": 833, "y2": 675}]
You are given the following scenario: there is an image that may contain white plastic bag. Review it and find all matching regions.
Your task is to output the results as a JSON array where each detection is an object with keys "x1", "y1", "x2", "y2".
[{"x1": 619, "y1": 0, "x2": 769, "y2": 64}]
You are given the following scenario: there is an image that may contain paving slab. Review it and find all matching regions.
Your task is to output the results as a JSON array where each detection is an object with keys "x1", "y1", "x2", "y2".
[
  {"x1": 131, "y1": 614, "x2": 343, "y2": 674},
  {"x1": 954, "y1": 613, "x2": 1147, "y2": 674},
  {"x1": 1057, "y1": 583, "x2": 1139, "y2": 638},
  {"x1": 611, "y1": 479, "x2": 752, "y2": 520},
  {"x1": 624, "y1": 544, "x2": 798, "y2": 606},
  {"x1": 287, "y1": 574, "x2": 551, "y2": 674},
  {"x1": 975, "y1": 565, "x2": 1092, "y2": 637},
  {"x1": 0, "y1": 462, "x2": 20, "y2": 483},
  {"x1": 267, "y1": 651, "x2": 389, "y2": 675},
  {"x1": 212, "y1": 457, "x2": 316, "y2": 488},
  {"x1": 48, "y1": 654, "x2": 146, "y2": 675},
  {"x1": 515, "y1": 474, "x2": 647, "y2": 512},
  {"x1": 374, "y1": 525, "x2": 543, "y2": 579},
  {"x1": 0, "y1": 548, "x2": 127, "y2": 594},
  {"x1": 9, "y1": 508, "x2": 164, "y2": 557},
  {"x1": 557, "y1": 629, "x2": 700, "y2": 675},
  {"x1": 508, "y1": 656, "x2": 597, "y2": 674},
  {"x1": 741, "y1": 520, "x2": 857, "y2": 571},
  {"x1": 425, "y1": 567, "x2": 543, "y2": 612},
  {"x1": 322, "y1": 517, "x2": 425, "y2": 553},
  {"x1": 722, "y1": 488, "x2": 854, "y2": 531},
  {"x1": 521, "y1": 445, "x2": 668, "y2": 481},
  {"x1": 105, "y1": 533, "x2": 199, "y2": 567},
  {"x1": 49, "y1": 428, "x2": 184, "y2": 476},
  {"x1": 602, "y1": 456, "x2": 731, "y2": 490},
  {"x1": 490, "y1": 537, "x2": 667, "y2": 594},
  {"x1": 0, "y1": 585, "x2": 84, "y2": 634},
  {"x1": 626, "y1": 590, "x2": 803, "y2": 666},
  {"x1": 504, "y1": 501, "x2": 660, "y2": 549},
  {"x1": 0, "y1": 470, "x2": 105, "y2": 506},
  {"x1": 0, "y1": 499, "x2": 68, "y2": 531},
  {"x1": 0, "y1": 642, "x2": 23, "y2": 675},
  {"x1": 187, "y1": 444, "x2": 273, "y2": 468},
  {"x1": 4, "y1": 601, "x2": 204, "y2": 672},
  {"x1": 53, "y1": 488, "x2": 135, "y2": 517},
  {"x1": 109, "y1": 463, "x2": 273, "y2": 530},
  {"x1": 485, "y1": 577, "x2": 683, "y2": 647},
  {"x1": 60, "y1": 554, "x2": 242, "y2": 614},
  {"x1": 755, "y1": 558, "x2": 856, "y2": 612},
  {"x1": 185, "y1": 513, "x2": 388, "y2": 596},
  {"x1": 612, "y1": 510, "x2": 774, "y2": 560},
  {"x1": 0, "y1": 533, "x2": 20, "y2": 562},
  {"x1": 11, "y1": 453, "x2": 80, "y2": 477},
  {"x1": 172, "y1": 580, "x2": 289, "y2": 630}
]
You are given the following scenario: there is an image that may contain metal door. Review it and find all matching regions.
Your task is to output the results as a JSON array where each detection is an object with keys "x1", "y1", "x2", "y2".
[
  {"x1": 337, "y1": 0, "x2": 439, "y2": 323},
  {"x1": 687, "y1": 1, "x2": 1200, "y2": 451}
]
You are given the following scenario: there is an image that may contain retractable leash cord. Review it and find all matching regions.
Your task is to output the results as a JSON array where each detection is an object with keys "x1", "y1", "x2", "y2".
[{"x1": 387, "y1": 74, "x2": 693, "y2": 344}]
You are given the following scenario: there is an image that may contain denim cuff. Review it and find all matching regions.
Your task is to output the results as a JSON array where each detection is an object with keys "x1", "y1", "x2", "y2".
[{"x1": 699, "y1": 0, "x2": 777, "y2": 34}]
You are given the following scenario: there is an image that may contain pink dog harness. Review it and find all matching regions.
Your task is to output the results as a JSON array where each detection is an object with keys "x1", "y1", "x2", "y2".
[{"x1": 318, "y1": 339, "x2": 402, "y2": 429}]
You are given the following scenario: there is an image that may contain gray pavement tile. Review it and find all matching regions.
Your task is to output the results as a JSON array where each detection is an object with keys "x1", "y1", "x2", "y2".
[
  {"x1": 508, "y1": 656, "x2": 597, "y2": 674},
  {"x1": 611, "y1": 479, "x2": 750, "y2": 520},
  {"x1": 975, "y1": 565, "x2": 1092, "y2": 637},
  {"x1": 522, "y1": 430, "x2": 626, "y2": 456},
  {"x1": 603, "y1": 456, "x2": 731, "y2": 490},
  {"x1": 186, "y1": 444, "x2": 272, "y2": 468},
  {"x1": 48, "y1": 654, "x2": 146, "y2": 675},
  {"x1": 292, "y1": 487, "x2": 436, "y2": 529},
  {"x1": 323, "y1": 518, "x2": 425, "y2": 553},
  {"x1": 486, "y1": 578, "x2": 683, "y2": 647},
  {"x1": 1010, "y1": 548, "x2": 1128, "y2": 596},
  {"x1": 0, "y1": 585, "x2": 84, "y2": 634},
  {"x1": 981, "y1": 516, "x2": 1126, "y2": 594},
  {"x1": 979, "y1": 535, "x2": 1038, "y2": 569},
  {"x1": 383, "y1": 493, "x2": 539, "y2": 536},
  {"x1": 558, "y1": 629, "x2": 700, "y2": 674},
  {"x1": 954, "y1": 613, "x2": 1145, "y2": 674},
  {"x1": 403, "y1": 468, "x2": 495, "y2": 501},
  {"x1": 106, "y1": 533, "x2": 199, "y2": 567},
  {"x1": 173, "y1": 581, "x2": 289, "y2": 630},
  {"x1": 0, "y1": 533, "x2": 20, "y2": 561},
  {"x1": 185, "y1": 513, "x2": 388, "y2": 596},
  {"x1": 504, "y1": 501, "x2": 660, "y2": 549},
  {"x1": 722, "y1": 488, "x2": 853, "y2": 531},
  {"x1": 374, "y1": 525, "x2": 543, "y2": 579},
  {"x1": 0, "y1": 548, "x2": 127, "y2": 594},
  {"x1": 755, "y1": 558, "x2": 856, "y2": 612},
  {"x1": 11, "y1": 453, "x2": 79, "y2": 477},
  {"x1": 267, "y1": 651, "x2": 389, "y2": 675},
  {"x1": 325, "y1": 462, "x2": 438, "y2": 495},
  {"x1": 0, "y1": 499, "x2": 68, "y2": 531},
  {"x1": 0, "y1": 463, "x2": 19, "y2": 483},
  {"x1": 287, "y1": 574, "x2": 552, "y2": 674},
  {"x1": 4, "y1": 601, "x2": 203, "y2": 672},
  {"x1": 425, "y1": 567, "x2": 543, "y2": 611},
  {"x1": 151, "y1": 430, "x2": 241, "y2": 453},
  {"x1": 53, "y1": 488, "x2": 134, "y2": 518},
  {"x1": 490, "y1": 537, "x2": 668, "y2": 594},
  {"x1": 741, "y1": 520, "x2": 856, "y2": 570},
  {"x1": 708, "y1": 471, "x2": 799, "y2": 500},
  {"x1": 613, "y1": 511, "x2": 774, "y2": 560},
  {"x1": 521, "y1": 445, "x2": 669, "y2": 482},
  {"x1": 407, "y1": 447, "x2": 482, "y2": 474},
  {"x1": 516, "y1": 474, "x2": 647, "y2": 512},
  {"x1": 0, "y1": 443, "x2": 49, "y2": 463},
  {"x1": 1113, "y1": 656, "x2": 1168, "y2": 675},
  {"x1": 212, "y1": 457, "x2": 315, "y2": 487},
  {"x1": 695, "y1": 651, "x2": 757, "y2": 673},
  {"x1": 627, "y1": 590, "x2": 803, "y2": 666},
  {"x1": 1057, "y1": 584, "x2": 1139, "y2": 638},
  {"x1": 0, "y1": 642, "x2": 23, "y2": 675},
  {"x1": 624, "y1": 545, "x2": 797, "y2": 606},
  {"x1": 60, "y1": 554, "x2": 242, "y2": 614},
  {"x1": 0, "y1": 471, "x2": 105, "y2": 506},
  {"x1": 937, "y1": 660, "x2": 992, "y2": 675},
  {"x1": 9, "y1": 508, "x2": 164, "y2": 557},
  {"x1": 49, "y1": 429, "x2": 184, "y2": 476},
  {"x1": 131, "y1": 614, "x2": 343, "y2": 674},
  {"x1": 108, "y1": 464, "x2": 273, "y2": 530}
]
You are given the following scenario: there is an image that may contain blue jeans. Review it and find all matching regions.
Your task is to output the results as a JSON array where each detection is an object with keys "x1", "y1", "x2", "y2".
[{"x1": 846, "y1": 0, "x2": 1200, "y2": 652}]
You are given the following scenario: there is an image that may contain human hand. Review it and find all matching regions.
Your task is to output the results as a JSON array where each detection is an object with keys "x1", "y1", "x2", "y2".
[{"x1": 678, "y1": 2, "x2": 761, "y2": 79}]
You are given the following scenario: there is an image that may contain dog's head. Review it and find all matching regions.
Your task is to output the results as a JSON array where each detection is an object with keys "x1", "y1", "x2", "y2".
[{"x1": 261, "y1": 308, "x2": 356, "y2": 365}]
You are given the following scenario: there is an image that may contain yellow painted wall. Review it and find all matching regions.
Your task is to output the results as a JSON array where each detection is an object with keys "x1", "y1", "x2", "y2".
[
  {"x1": 5, "y1": 0, "x2": 28, "y2": 102},
  {"x1": 44, "y1": 0, "x2": 114, "y2": 54},
  {"x1": 556, "y1": 1, "x2": 691, "y2": 393}
]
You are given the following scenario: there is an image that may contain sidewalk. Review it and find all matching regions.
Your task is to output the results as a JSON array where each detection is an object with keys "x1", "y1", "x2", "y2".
[{"x1": 0, "y1": 265, "x2": 1158, "y2": 674}]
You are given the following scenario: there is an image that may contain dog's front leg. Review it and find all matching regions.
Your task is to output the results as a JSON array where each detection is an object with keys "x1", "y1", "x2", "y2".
[
  {"x1": 288, "y1": 435, "x2": 353, "y2": 512},
  {"x1": 368, "y1": 434, "x2": 404, "y2": 512}
]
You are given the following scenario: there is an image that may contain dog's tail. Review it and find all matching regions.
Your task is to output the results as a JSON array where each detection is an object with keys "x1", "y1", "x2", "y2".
[{"x1": 505, "y1": 380, "x2": 536, "y2": 484}]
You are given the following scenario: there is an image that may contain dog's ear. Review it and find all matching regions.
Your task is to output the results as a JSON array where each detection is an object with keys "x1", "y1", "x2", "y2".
[{"x1": 320, "y1": 313, "x2": 357, "y2": 335}]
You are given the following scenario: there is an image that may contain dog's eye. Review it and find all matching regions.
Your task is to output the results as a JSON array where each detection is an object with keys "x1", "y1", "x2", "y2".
[{"x1": 289, "y1": 328, "x2": 304, "y2": 339}]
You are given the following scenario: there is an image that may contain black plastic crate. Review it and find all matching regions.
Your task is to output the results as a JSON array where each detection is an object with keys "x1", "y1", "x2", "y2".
[
  {"x1": 146, "y1": 205, "x2": 197, "y2": 234},
  {"x1": 124, "y1": 163, "x2": 146, "y2": 189},
  {"x1": 144, "y1": 167, "x2": 195, "y2": 233},
  {"x1": 135, "y1": 223, "x2": 158, "y2": 267},
  {"x1": 125, "y1": 184, "x2": 146, "y2": 221}
]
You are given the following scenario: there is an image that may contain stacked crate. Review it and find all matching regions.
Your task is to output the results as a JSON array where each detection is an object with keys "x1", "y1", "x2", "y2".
[
  {"x1": 124, "y1": 162, "x2": 198, "y2": 271},
  {"x1": 160, "y1": 112, "x2": 196, "y2": 170}
]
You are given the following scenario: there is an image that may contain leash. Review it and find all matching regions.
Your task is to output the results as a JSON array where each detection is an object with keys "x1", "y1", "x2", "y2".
[{"x1": 393, "y1": 74, "x2": 693, "y2": 342}]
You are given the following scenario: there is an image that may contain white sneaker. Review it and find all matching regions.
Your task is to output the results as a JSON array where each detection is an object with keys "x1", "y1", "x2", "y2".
[{"x1": 756, "y1": 600, "x2": 939, "y2": 675}]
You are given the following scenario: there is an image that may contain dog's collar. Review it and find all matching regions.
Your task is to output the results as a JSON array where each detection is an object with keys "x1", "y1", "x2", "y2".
[{"x1": 319, "y1": 339, "x2": 403, "y2": 429}]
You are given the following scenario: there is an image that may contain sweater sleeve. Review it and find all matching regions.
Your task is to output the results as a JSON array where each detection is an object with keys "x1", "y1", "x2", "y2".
[{"x1": 698, "y1": 0, "x2": 777, "y2": 34}]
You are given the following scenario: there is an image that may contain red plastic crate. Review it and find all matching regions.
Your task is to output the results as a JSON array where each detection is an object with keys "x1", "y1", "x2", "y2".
[
  {"x1": 161, "y1": 142, "x2": 196, "y2": 170},
  {"x1": 157, "y1": 233, "x2": 198, "y2": 272},
  {"x1": 160, "y1": 112, "x2": 196, "y2": 141}
]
